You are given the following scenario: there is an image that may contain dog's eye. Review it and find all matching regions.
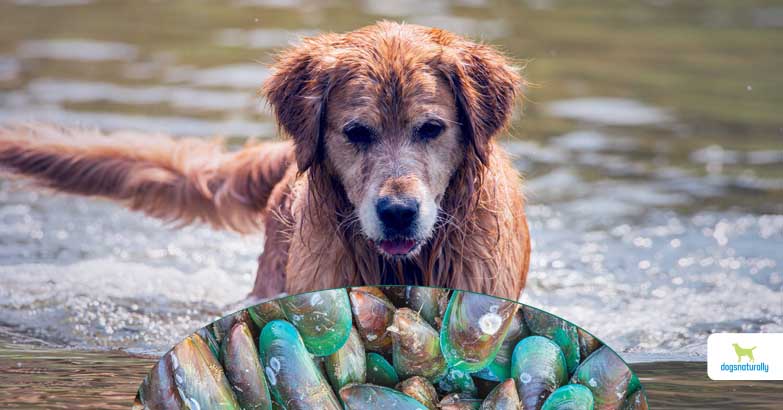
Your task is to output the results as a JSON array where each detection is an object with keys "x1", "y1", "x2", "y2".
[
  {"x1": 343, "y1": 123, "x2": 374, "y2": 145},
  {"x1": 417, "y1": 121, "x2": 444, "y2": 141}
]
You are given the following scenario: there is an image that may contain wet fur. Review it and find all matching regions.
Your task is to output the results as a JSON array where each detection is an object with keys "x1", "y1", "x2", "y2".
[{"x1": 0, "y1": 22, "x2": 530, "y2": 300}]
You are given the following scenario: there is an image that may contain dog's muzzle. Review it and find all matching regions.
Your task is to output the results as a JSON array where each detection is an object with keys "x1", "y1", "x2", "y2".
[{"x1": 375, "y1": 196, "x2": 419, "y2": 255}]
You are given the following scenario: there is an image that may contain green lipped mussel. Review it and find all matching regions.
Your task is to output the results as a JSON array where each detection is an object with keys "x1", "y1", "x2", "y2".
[
  {"x1": 340, "y1": 384, "x2": 429, "y2": 409},
  {"x1": 523, "y1": 306, "x2": 581, "y2": 374},
  {"x1": 366, "y1": 352, "x2": 400, "y2": 387},
  {"x1": 349, "y1": 288, "x2": 395, "y2": 354},
  {"x1": 511, "y1": 335, "x2": 567, "y2": 410},
  {"x1": 170, "y1": 334, "x2": 239, "y2": 410},
  {"x1": 220, "y1": 321, "x2": 273, "y2": 410},
  {"x1": 397, "y1": 376, "x2": 440, "y2": 410},
  {"x1": 570, "y1": 346, "x2": 632, "y2": 410},
  {"x1": 324, "y1": 327, "x2": 366, "y2": 391},
  {"x1": 390, "y1": 307, "x2": 447, "y2": 381},
  {"x1": 541, "y1": 384, "x2": 595, "y2": 410},
  {"x1": 441, "y1": 291, "x2": 519, "y2": 373},
  {"x1": 480, "y1": 379, "x2": 521, "y2": 410},
  {"x1": 258, "y1": 320, "x2": 342, "y2": 410},
  {"x1": 279, "y1": 288, "x2": 352, "y2": 357}
]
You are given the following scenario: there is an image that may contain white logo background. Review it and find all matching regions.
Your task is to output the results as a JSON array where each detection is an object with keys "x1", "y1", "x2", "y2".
[{"x1": 707, "y1": 333, "x2": 783, "y2": 380}]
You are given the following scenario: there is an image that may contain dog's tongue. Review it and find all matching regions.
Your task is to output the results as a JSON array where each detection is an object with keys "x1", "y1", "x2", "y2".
[{"x1": 379, "y1": 239, "x2": 416, "y2": 255}]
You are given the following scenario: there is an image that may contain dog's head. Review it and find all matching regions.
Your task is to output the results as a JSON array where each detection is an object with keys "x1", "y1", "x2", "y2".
[{"x1": 263, "y1": 22, "x2": 520, "y2": 258}]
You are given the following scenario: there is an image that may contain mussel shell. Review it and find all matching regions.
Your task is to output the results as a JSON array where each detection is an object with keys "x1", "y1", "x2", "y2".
[
  {"x1": 570, "y1": 346, "x2": 632, "y2": 410},
  {"x1": 623, "y1": 389, "x2": 648, "y2": 410},
  {"x1": 196, "y1": 327, "x2": 221, "y2": 361},
  {"x1": 390, "y1": 308, "x2": 447, "y2": 381},
  {"x1": 137, "y1": 351, "x2": 185, "y2": 410},
  {"x1": 349, "y1": 288, "x2": 395, "y2": 354},
  {"x1": 511, "y1": 336, "x2": 567, "y2": 410},
  {"x1": 483, "y1": 310, "x2": 529, "y2": 381},
  {"x1": 523, "y1": 306, "x2": 581, "y2": 374},
  {"x1": 212, "y1": 310, "x2": 252, "y2": 345},
  {"x1": 441, "y1": 291, "x2": 519, "y2": 373},
  {"x1": 324, "y1": 327, "x2": 366, "y2": 391},
  {"x1": 279, "y1": 289, "x2": 353, "y2": 356},
  {"x1": 396, "y1": 376, "x2": 439, "y2": 410},
  {"x1": 480, "y1": 379, "x2": 521, "y2": 410},
  {"x1": 340, "y1": 384, "x2": 429, "y2": 409},
  {"x1": 406, "y1": 287, "x2": 449, "y2": 328},
  {"x1": 220, "y1": 321, "x2": 273, "y2": 410},
  {"x1": 577, "y1": 329, "x2": 602, "y2": 361},
  {"x1": 247, "y1": 300, "x2": 287, "y2": 331},
  {"x1": 170, "y1": 334, "x2": 240, "y2": 410},
  {"x1": 437, "y1": 367, "x2": 477, "y2": 395},
  {"x1": 439, "y1": 393, "x2": 483, "y2": 410},
  {"x1": 351, "y1": 286, "x2": 389, "y2": 299},
  {"x1": 366, "y1": 352, "x2": 400, "y2": 387},
  {"x1": 258, "y1": 320, "x2": 342, "y2": 410},
  {"x1": 540, "y1": 384, "x2": 595, "y2": 410}
]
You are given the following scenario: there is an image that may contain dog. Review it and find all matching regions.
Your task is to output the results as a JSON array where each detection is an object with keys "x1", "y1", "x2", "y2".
[
  {"x1": 732, "y1": 343, "x2": 756, "y2": 363},
  {"x1": 0, "y1": 22, "x2": 530, "y2": 301}
]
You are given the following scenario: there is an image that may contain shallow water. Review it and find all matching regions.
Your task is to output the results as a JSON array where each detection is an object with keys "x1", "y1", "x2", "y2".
[
  {"x1": 2, "y1": 337, "x2": 781, "y2": 409},
  {"x1": 0, "y1": 0, "x2": 782, "y2": 403}
]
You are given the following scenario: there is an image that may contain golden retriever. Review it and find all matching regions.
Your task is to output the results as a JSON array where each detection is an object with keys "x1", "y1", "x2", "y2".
[{"x1": 0, "y1": 22, "x2": 530, "y2": 300}]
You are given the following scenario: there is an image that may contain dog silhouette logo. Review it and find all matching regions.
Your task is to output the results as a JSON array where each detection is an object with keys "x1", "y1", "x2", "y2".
[{"x1": 732, "y1": 343, "x2": 757, "y2": 363}]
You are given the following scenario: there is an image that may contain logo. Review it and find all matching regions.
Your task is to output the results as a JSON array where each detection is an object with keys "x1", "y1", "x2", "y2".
[{"x1": 708, "y1": 333, "x2": 782, "y2": 380}]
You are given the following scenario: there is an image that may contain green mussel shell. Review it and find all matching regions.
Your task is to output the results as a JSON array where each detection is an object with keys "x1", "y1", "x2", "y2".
[
  {"x1": 523, "y1": 306, "x2": 581, "y2": 374},
  {"x1": 437, "y1": 367, "x2": 477, "y2": 395},
  {"x1": 480, "y1": 379, "x2": 521, "y2": 410},
  {"x1": 397, "y1": 376, "x2": 439, "y2": 410},
  {"x1": 170, "y1": 334, "x2": 239, "y2": 410},
  {"x1": 340, "y1": 384, "x2": 429, "y2": 409},
  {"x1": 247, "y1": 300, "x2": 287, "y2": 331},
  {"x1": 366, "y1": 352, "x2": 400, "y2": 387},
  {"x1": 441, "y1": 291, "x2": 519, "y2": 373},
  {"x1": 196, "y1": 327, "x2": 221, "y2": 360},
  {"x1": 279, "y1": 289, "x2": 353, "y2": 356},
  {"x1": 213, "y1": 310, "x2": 252, "y2": 345},
  {"x1": 349, "y1": 288, "x2": 395, "y2": 354},
  {"x1": 406, "y1": 287, "x2": 450, "y2": 328},
  {"x1": 137, "y1": 351, "x2": 185, "y2": 410},
  {"x1": 258, "y1": 320, "x2": 342, "y2": 410},
  {"x1": 511, "y1": 336, "x2": 568, "y2": 410},
  {"x1": 220, "y1": 321, "x2": 272, "y2": 410},
  {"x1": 623, "y1": 389, "x2": 648, "y2": 410},
  {"x1": 577, "y1": 329, "x2": 603, "y2": 361},
  {"x1": 390, "y1": 308, "x2": 447, "y2": 381},
  {"x1": 482, "y1": 309, "x2": 529, "y2": 381},
  {"x1": 324, "y1": 327, "x2": 366, "y2": 391},
  {"x1": 439, "y1": 393, "x2": 483, "y2": 410},
  {"x1": 570, "y1": 346, "x2": 632, "y2": 410},
  {"x1": 541, "y1": 384, "x2": 595, "y2": 410}
]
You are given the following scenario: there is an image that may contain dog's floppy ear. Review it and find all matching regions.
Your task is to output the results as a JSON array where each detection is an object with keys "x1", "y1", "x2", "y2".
[
  {"x1": 262, "y1": 35, "x2": 337, "y2": 172},
  {"x1": 437, "y1": 37, "x2": 521, "y2": 165}
]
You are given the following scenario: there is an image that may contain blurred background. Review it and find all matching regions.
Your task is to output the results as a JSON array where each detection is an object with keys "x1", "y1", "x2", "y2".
[{"x1": 0, "y1": 0, "x2": 781, "y2": 364}]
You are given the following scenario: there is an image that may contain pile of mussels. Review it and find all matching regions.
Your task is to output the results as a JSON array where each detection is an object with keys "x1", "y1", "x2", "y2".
[{"x1": 135, "y1": 286, "x2": 648, "y2": 410}]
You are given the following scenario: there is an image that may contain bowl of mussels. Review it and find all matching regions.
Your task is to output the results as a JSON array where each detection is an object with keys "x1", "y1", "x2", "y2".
[{"x1": 134, "y1": 286, "x2": 648, "y2": 410}]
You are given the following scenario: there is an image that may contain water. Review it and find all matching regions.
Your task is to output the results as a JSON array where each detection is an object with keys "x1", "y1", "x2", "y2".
[{"x1": 0, "y1": 0, "x2": 781, "y2": 406}]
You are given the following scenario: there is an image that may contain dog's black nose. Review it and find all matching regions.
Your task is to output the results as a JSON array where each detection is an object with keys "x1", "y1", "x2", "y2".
[{"x1": 376, "y1": 197, "x2": 419, "y2": 234}]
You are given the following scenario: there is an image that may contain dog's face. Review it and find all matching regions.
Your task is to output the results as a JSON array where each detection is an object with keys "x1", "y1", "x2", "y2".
[
  {"x1": 264, "y1": 22, "x2": 521, "y2": 258},
  {"x1": 322, "y1": 74, "x2": 463, "y2": 257}
]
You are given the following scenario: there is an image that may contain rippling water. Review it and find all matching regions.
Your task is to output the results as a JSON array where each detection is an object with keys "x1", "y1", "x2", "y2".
[{"x1": 1, "y1": 0, "x2": 782, "y2": 368}]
